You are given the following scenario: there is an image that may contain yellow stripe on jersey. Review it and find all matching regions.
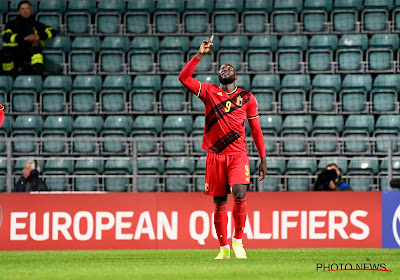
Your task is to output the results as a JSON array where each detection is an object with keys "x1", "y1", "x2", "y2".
[
  {"x1": 226, "y1": 87, "x2": 238, "y2": 95},
  {"x1": 248, "y1": 115, "x2": 259, "y2": 120},
  {"x1": 193, "y1": 80, "x2": 201, "y2": 97}
]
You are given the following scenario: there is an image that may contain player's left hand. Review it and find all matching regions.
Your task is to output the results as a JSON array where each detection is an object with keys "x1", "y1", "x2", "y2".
[{"x1": 258, "y1": 157, "x2": 267, "y2": 181}]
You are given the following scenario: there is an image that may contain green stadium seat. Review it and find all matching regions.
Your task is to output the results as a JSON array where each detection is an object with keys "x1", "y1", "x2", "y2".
[
  {"x1": 66, "y1": 0, "x2": 95, "y2": 35},
  {"x1": 312, "y1": 115, "x2": 343, "y2": 153},
  {"x1": 138, "y1": 157, "x2": 164, "y2": 174},
  {"x1": 0, "y1": 116, "x2": 12, "y2": 135},
  {"x1": 124, "y1": 0, "x2": 154, "y2": 34},
  {"x1": 247, "y1": 36, "x2": 277, "y2": 72},
  {"x1": 187, "y1": 36, "x2": 218, "y2": 72},
  {"x1": 287, "y1": 158, "x2": 317, "y2": 175},
  {"x1": 279, "y1": 74, "x2": 310, "y2": 113},
  {"x1": 344, "y1": 115, "x2": 375, "y2": 134},
  {"x1": 133, "y1": 132, "x2": 158, "y2": 155},
  {"x1": 183, "y1": 0, "x2": 213, "y2": 34},
  {"x1": 310, "y1": 74, "x2": 340, "y2": 113},
  {"x1": 314, "y1": 115, "x2": 344, "y2": 133},
  {"x1": 163, "y1": 115, "x2": 192, "y2": 134},
  {"x1": 276, "y1": 36, "x2": 307, "y2": 73},
  {"x1": 131, "y1": 90, "x2": 156, "y2": 113},
  {"x1": 340, "y1": 74, "x2": 371, "y2": 113},
  {"x1": 100, "y1": 75, "x2": 130, "y2": 113},
  {"x1": 128, "y1": 36, "x2": 158, "y2": 73},
  {"x1": 71, "y1": 76, "x2": 102, "y2": 113},
  {"x1": 367, "y1": 34, "x2": 397, "y2": 73},
  {"x1": 154, "y1": 0, "x2": 184, "y2": 34},
  {"x1": 161, "y1": 91, "x2": 185, "y2": 112},
  {"x1": 158, "y1": 37, "x2": 189, "y2": 73},
  {"x1": 72, "y1": 116, "x2": 102, "y2": 154},
  {"x1": 130, "y1": 36, "x2": 159, "y2": 52},
  {"x1": 95, "y1": 0, "x2": 125, "y2": 35},
  {"x1": 272, "y1": 0, "x2": 302, "y2": 33},
  {"x1": 331, "y1": 0, "x2": 362, "y2": 33},
  {"x1": 14, "y1": 115, "x2": 42, "y2": 134},
  {"x1": 282, "y1": 115, "x2": 311, "y2": 153},
  {"x1": 282, "y1": 115, "x2": 313, "y2": 133},
  {"x1": 165, "y1": 158, "x2": 195, "y2": 192},
  {"x1": 37, "y1": 0, "x2": 65, "y2": 32},
  {"x1": 41, "y1": 76, "x2": 71, "y2": 113},
  {"x1": 45, "y1": 159, "x2": 74, "y2": 174},
  {"x1": 217, "y1": 36, "x2": 247, "y2": 72},
  {"x1": 307, "y1": 35, "x2": 337, "y2": 73},
  {"x1": 104, "y1": 158, "x2": 132, "y2": 192},
  {"x1": 133, "y1": 116, "x2": 163, "y2": 135},
  {"x1": 302, "y1": 0, "x2": 331, "y2": 33},
  {"x1": 375, "y1": 115, "x2": 400, "y2": 132},
  {"x1": 69, "y1": 37, "x2": 100, "y2": 74},
  {"x1": 243, "y1": 0, "x2": 271, "y2": 34},
  {"x1": 212, "y1": 0, "x2": 242, "y2": 34},
  {"x1": 374, "y1": 131, "x2": 399, "y2": 154},
  {"x1": 337, "y1": 34, "x2": 367, "y2": 72},
  {"x1": 74, "y1": 159, "x2": 103, "y2": 191},
  {"x1": 132, "y1": 75, "x2": 161, "y2": 92},
  {"x1": 11, "y1": 75, "x2": 42, "y2": 113},
  {"x1": 73, "y1": 116, "x2": 102, "y2": 134},
  {"x1": 43, "y1": 36, "x2": 70, "y2": 74},
  {"x1": 44, "y1": 116, "x2": 73, "y2": 134},
  {"x1": 343, "y1": 132, "x2": 370, "y2": 154},
  {"x1": 99, "y1": 37, "x2": 129, "y2": 74},
  {"x1": 0, "y1": 76, "x2": 13, "y2": 107},
  {"x1": 362, "y1": 0, "x2": 392, "y2": 33},
  {"x1": 44, "y1": 158, "x2": 73, "y2": 191},
  {"x1": 191, "y1": 116, "x2": 205, "y2": 154},
  {"x1": 103, "y1": 116, "x2": 133, "y2": 135},
  {"x1": 371, "y1": 74, "x2": 400, "y2": 113},
  {"x1": 348, "y1": 157, "x2": 379, "y2": 175}
]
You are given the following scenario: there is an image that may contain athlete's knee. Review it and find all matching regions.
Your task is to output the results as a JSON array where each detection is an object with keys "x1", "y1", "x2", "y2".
[
  {"x1": 213, "y1": 196, "x2": 227, "y2": 206},
  {"x1": 232, "y1": 184, "x2": 247, "y2": 199}
]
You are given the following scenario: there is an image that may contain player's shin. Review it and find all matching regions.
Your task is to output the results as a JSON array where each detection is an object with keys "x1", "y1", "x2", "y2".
[
  {"x1": 232, "y1": 198, "x2": 247, "y2": 240},
  {"x1": 214, "y1": 204, "x2": 228, "y2": 247}
]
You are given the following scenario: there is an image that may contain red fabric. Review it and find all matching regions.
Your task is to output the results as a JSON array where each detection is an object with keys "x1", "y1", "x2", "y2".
[
  {"x1": 214, "y1": 204, "x2": 228, "y2": 246},
  {"x1": 233, "y1": 198, "x2": 247, "y2": 239},
  {"x1": 0, "y1": 104, "x2": 4, "y2": 128},
  {"x1": 205, "y1": 152, "x2": 251, "y2": 197},
  {"x1": 249, "y1": 117, "x2": 266, "y2": 158},
  {"x1": 178, "y1": 56, "x2": 201, "y2": 94}
]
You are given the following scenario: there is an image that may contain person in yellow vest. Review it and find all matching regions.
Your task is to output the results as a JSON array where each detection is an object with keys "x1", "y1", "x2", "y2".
[{"x1": 1, "y1": 1, "x2": 56, "y2": 75}]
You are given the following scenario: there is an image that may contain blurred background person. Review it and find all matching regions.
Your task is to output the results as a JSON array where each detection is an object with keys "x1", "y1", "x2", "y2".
[
  {"x1": 12, "y1": 159, "x2": 48, "y2": 192},
  {"x1": 313, "y1": 163, "x2": 352, "y2": 191}
]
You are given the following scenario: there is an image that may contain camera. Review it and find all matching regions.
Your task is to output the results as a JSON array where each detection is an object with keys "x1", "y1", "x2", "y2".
[{"x1": 314, "y1": 169, "x2": 339, "y2": 191}]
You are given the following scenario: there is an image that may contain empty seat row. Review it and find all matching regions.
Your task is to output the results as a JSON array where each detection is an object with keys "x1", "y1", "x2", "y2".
[
  {"x1": 3, "y1": 0, "x2": 400, "y2": 35},
  {"x1": 38, "y1": 34, "x2": 400, "y2": 74}
]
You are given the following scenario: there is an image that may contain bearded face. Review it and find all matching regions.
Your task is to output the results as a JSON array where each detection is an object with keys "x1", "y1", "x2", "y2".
[{"x1": 218, "y1": 64, "x2": 237, "y2": 85}]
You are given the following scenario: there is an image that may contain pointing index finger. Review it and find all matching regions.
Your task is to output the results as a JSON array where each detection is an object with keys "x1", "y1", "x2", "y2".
[{"x1": 210, "y1": 35, "x2": 214, "y2": 43}]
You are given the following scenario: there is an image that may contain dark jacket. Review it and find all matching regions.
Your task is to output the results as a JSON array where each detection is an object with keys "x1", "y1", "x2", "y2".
[
  {"x1": 3, "y1": 15, "x2": 56, "y2": 50},
  {"x1": 12, "y1": 175, "x2": 48, "y2": 192}
]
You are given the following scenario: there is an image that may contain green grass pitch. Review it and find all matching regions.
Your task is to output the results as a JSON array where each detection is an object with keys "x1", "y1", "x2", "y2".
[{"x1": 0, "y1": 249, "x2": 398, "y2": 280}]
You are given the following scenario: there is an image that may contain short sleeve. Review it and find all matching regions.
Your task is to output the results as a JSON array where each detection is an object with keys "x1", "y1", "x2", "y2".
[{"x1": 247, "y1": 94, "x2": 259, "y2": 119}]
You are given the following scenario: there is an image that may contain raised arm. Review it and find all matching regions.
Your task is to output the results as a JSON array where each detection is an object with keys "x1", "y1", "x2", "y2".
[
  {"x1": 249, "y1": 117, "x2": 267, "y2": 181},
  {"x1": 178, "y1": 35, "x2": 213, "y2": 94}
]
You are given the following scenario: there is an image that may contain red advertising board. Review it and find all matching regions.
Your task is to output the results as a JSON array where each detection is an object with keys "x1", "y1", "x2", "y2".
[{"x1": 0, "y1": 192, "x2": 381, "y2": 250}]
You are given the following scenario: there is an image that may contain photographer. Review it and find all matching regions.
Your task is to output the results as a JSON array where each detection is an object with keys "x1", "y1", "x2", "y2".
[
  {"x1": 12, "y1": 159, "x2": 48, "y2": 192},
  {"x1": 313, "y1": 163, "x2": 352, "y2": 191}
]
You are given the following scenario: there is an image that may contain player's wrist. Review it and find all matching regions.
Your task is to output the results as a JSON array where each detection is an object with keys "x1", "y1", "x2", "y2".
[{"x1": 195, "y1": 52, "x2": 205, "y2": 59}]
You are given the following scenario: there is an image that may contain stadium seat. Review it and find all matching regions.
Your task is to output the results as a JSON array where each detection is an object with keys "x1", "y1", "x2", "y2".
[
  {"x1": 99, "y1": 37, "x2": 129, "y2": 74},
  {"x1": 133, "y1": 116, "x2": 163, "y2": 135},
  {"x1": 307, "y1": 35, "x2": 337, "y2": 73},
  {"x1": 43, "y1": 36, "x2": 70, "y2": 74},
  {"x1": 340, "y1": 74, "x2": 372, "y2": 113},
  {"x1": 247, "y1": 36, "x2": 277, "y2": 73},
  {"x1": 212, "y1": 0, "x2": 243, "y2": 34},
  {"x1": 376, "y1": 115, "x2": 400, "y2": 132},
  {"x1": 132, "y1": 132, "x2": 158, "y2": 155},
  {"x1": 124, "y1": 0, "x2": 154, "y2": 34},
  {"x1": 74, "y1": 159, "x2": 103, "y2": 191},
  {"x1": 362, "y1": 0, "x2": 392, "y2": 33},
  {"x1": 162, "y1": 116, "x2": 192, "y2": 154},
  {"x1": 302, "y1": 0, "x2": 331, "y2": 33},
  {"x1": 12, "y1": 115, "x2": 42, "y2": 154},
  {"x1": 13, "y1": 115, "x2": 42, "y2": 134},
  {"x1": 165, "y1": 158, "x2": 195, "y2": 192},
  {"x1": 279, "y1": 75, "x2": 310, "y2": 113},
  {"x1": 310, "y1": 74, "x2": 341, "y2": 113},
  {"x1": 343, "y1": 132, "x2": 370, "y2": 154},
  {"x1": 0, "y1": 116, "x2": 12, "y2": 135},
  {"x1": 191, "y1": 116, "x2": 205, "y2": 154},
  {"x1": 44, "y1": 116, "x2": 73, "y2": 134},
  {"x1": 286, "y1": 158, "x2": 316, "y2": 192},
  {"x1": 336, "y1": 34, "x2": 367, "y2": 73},
  {"x1": 104, "y1": 158, "x2": 132, "y2": 192},
  {"x1": 41, "y1": 75, "x2": 71, "y2": 113},
  {"x1": 132, "y1": 75, "x2": 161, "y2": 92},
  {"x1": 371, "y1": 74, "x2": 400, "y2": 113},
  {"x1": 0, "y1": 76, "x2": 13, "y2": 108},
  {"x1": 100, "y1": 75, "x2": 130, "y2": 113},
  {"x1": 312, "y1": 115, "x2": 343, "y2": 153},
  {"x1": 344, "y1": 115, "x2": 375, "y2": 134},
  {"x1": 348, "y1": 157, "x2": 379, "y2": 175},
  {"x1": 154, "y1": 0, "x2": 184, "y2": 34},
  {"x1": 44, "y1": 159, "x2": 73, "y2": 191},
  {"x1": 66, "y1": 0, "x2": 95, "y2": 35},
  {"x1": 131, "y1": 90, "x2": 156, "y2": 113},
  {"x1": 128, "y1": 36, "x2": 158, "y2": 73},
  {"x1": 69, "y1": 37, "x2": 100, "y2": 74},
  {"x1": 183, "y1": 0, "x2": 213, "y2": 34},
  {"x1": 272, "y1": 0, "x2": 302, "y2": 33},
  {"x1": 71, "y1": 75, "x2": 102, "y2": 113},
  {"x1": 331, "y1": 0, "x2": 362, "y2": 33},
  {"x1": 11, "y1": 75, "x2": 41, "y2": 113},
  {"x1": 72, "y1": 116, "x2": 102, "y2": 154},
  {"x1": 282, "y1": 115, "x2": 313, "y2": 154},
  {"x1": 367, "y1": 34, "x2": 398, "y2": 73},
  {"x1": 163, "y1": 115, "x2": 192, "y2": 134},
  {"x1": 37, "y1": 0, "x2": 65, "y2": 33},
  {"x1": 243, "y1": 0, "x2": 272, "y2": 33},
  {"x1": 102, "y1": 116, "x2": 133, "y2": 154},
  {"x1": 158, "y1": 37, "x2": 190, "y2": 73},
  {"x1": 276, "y1": 36, "x2": 307, "y2": 73},
  {"x1": 95, "y1": 0, "x2": 125, "y2": 35},
  {"x1": 187, "y1": 36, "x2": 219, "y2": 72}
]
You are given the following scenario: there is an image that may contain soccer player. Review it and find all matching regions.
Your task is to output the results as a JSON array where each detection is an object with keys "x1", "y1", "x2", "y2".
[{"x1": 179, "y1": 35, "x2": 267, "y2": 259}]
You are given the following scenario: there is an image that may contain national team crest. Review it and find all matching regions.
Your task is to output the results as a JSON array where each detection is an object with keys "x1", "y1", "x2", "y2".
[{"x1": 236, "y1": 96, "x2": 243, "y2": 106}]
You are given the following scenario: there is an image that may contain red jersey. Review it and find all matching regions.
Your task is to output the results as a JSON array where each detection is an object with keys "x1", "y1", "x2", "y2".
[{"x1": 194, "y1": 83, "x2": 259, "y2": 155}]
